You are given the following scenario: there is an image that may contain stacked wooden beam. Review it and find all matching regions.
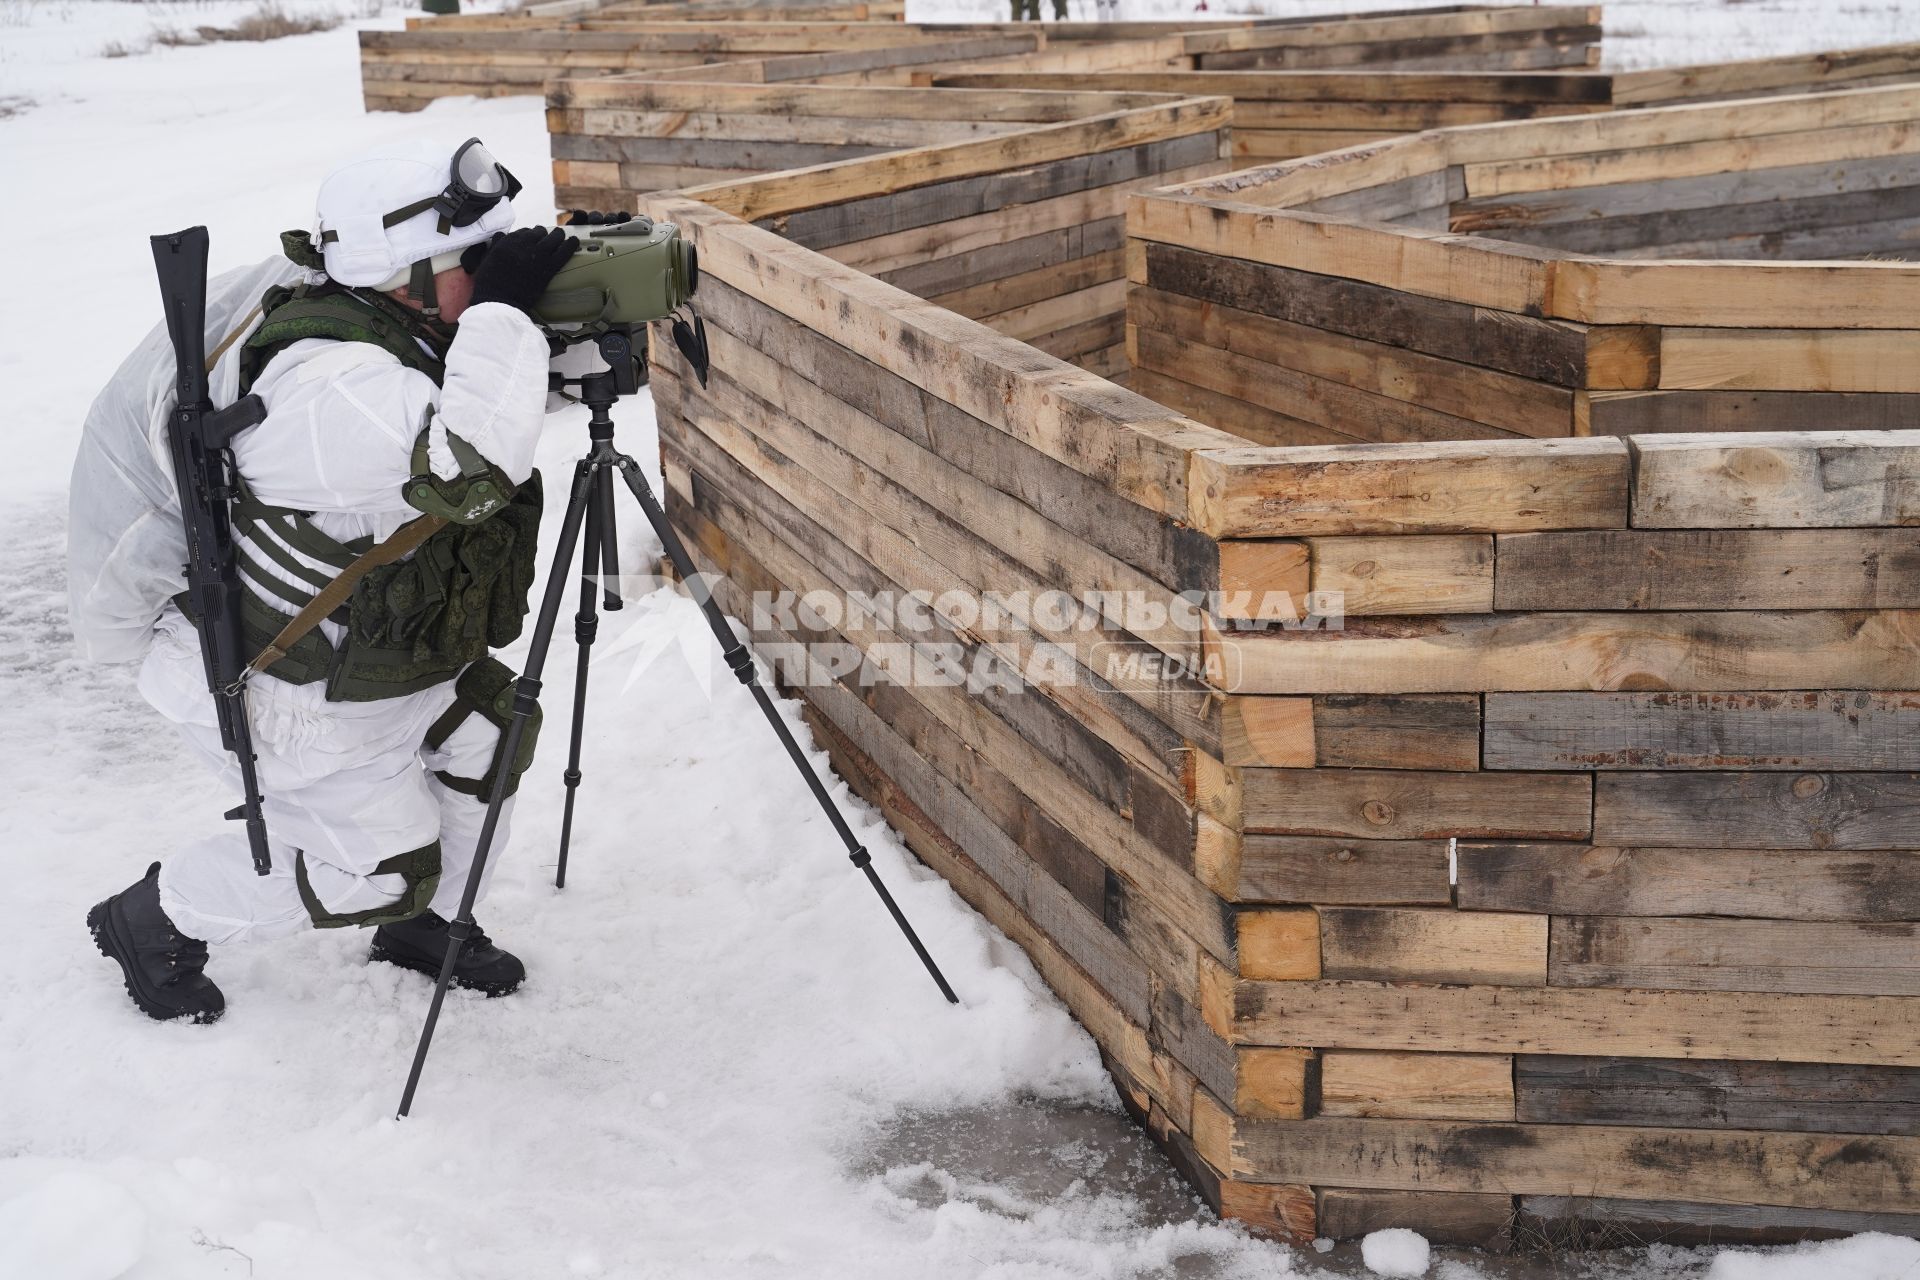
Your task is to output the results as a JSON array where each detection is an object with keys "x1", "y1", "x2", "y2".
[
  {"x1": 1180, "y1": 427, "x2": 1920, "y2": 1245},
  {"x1": 361, "y1": 3, "x2": 1606, "y2": 114},
  {"x1": 1127, "y1": 83, "x2": 1920, "y2": 443},
  {"x1": 564, "y1": 82, "x2": 1231, "y2": 376},
  {"x1": 937, "y1": 42, "x2": 1920, "y2": 162},
  {"x1": 620, "y1": 74, "x2": 1920, "y2": 1240}
]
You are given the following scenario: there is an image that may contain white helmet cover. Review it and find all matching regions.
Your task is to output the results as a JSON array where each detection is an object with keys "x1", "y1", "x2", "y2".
[{"x1": 315, "y1": 138, "x2": 517, "y2": 287}]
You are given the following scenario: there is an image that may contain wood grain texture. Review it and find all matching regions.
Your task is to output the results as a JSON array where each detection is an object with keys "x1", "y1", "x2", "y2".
[
  {"x1": 1188, "y1": 437, "x2": 1629, "y2": 540},
  {"x1": 1549, "y1": 915, "x2": 1920, "y2": 996},
  {"x1": 1515, "y1": 1055, "x2": 1920, "y2": 1135},
  {"x1": 1221, "y1": 1116, "x2": 1920, "y2": 1212},
  {"x1": 1593, "y1": 770, "x2": 1920, "y2": 849},
  {"x1": 1318, "y1": 1188, "x2": 1516, "y2": 1248},
  {"x1": 1629, "y1": 431, "x2": 1920, "y2": 529},
  {"x1": 1311, "y1": 536, "x2": 1495, "y2": 615},
  {"x1": 1237, "y1": 1047, "x2": 1316, "y2": 1120},
  {"x1": 1456, "y1": 843, "x2": 1920, "y2": 921},
  {"x1": 1240, "y1": 768, "x2": 1592, "y2": 841},
  {"x1": 1583, "y1": 390, "x2": 1920, "y2": 436},
  {"x1": 1313, "y1": 695, "x2": 1482, "y2": 771},
  {"x1": 1237, "y1": 908, "x2": 1321, "y2": 981},
  {"x1": 1494, "y1": 530, "x2": 1920, "y2": 611},
  {"x1": 1232, "y1": 836, "x2": 1455, "y2": 907},
  {"x1": 1234, "y1": 979, "x2": 1920, "y2": 1065},
  {"x1": 1320, "y1": 1051, "x2": 1517, "y2": 1120},
  {"x1": 1320, "y1": 908, "x2": 1548, "y2": 986},
  {"x1": 1220, "y1": 698, "x2": 1315, "y2": 769},
  {"x1": 1206, "y1": 610, "x2": 1920, "y2": 695},
  {"x1": 1136, "y1": 240, "x2": 1593, "y2": 388},
  {"x1": 1484, "y1": 690, "x2": 1920, "y2": 771}
]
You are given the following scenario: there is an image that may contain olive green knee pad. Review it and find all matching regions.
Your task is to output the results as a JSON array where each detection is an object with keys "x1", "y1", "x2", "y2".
[
  {"x1": 424, "y1": 657, "x2": 543, "y2": 801},
  {"x1": 296, "y1": 841, "x2": 443, "y2": 929}
]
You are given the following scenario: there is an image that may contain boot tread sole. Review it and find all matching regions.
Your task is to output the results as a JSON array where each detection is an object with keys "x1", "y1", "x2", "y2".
[{"x1": 88, "y1": 898, "x2": 224, "y2": 1025}]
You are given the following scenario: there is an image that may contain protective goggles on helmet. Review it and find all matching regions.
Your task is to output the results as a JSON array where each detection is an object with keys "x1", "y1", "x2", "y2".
[{"x1": 381, "y1": 137, "x2": 523, "y2": 236}]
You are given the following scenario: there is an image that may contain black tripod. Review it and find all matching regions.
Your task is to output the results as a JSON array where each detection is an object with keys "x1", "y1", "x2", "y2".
[{"x1": 396, "y1": 328, "x2": 959, "y2": 1118}]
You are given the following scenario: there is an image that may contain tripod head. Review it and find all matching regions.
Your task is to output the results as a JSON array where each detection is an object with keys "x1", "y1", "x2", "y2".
[
  {"x1": 549, "y1": 326, "x2": 647, "y2": 408},
  {"x1": 544, "y1": 311, "x2": 711, "y2": 417}
]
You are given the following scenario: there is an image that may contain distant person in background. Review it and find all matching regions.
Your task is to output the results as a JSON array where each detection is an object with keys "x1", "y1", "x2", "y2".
[{"x1": 1008, "y1": 0, "x2": 1071, "y2": 19}]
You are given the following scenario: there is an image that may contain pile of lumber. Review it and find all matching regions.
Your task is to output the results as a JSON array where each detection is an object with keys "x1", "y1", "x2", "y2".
[
  {"x1": 628, "y1": 77, "x2": 1920, "y2": 1241},
  {"x1": 1127, "y1": 82, "x2": 1920, "y2": 443}
]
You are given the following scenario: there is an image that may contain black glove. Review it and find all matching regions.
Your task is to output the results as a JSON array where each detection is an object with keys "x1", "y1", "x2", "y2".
[{"x1": 466, "y1": 227, "x2": 577, "y2": 315}]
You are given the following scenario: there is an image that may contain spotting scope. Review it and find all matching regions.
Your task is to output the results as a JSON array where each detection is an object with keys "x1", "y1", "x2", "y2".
[{"x1": 532, "y1": 215, "x2": 699, "y2": 332}]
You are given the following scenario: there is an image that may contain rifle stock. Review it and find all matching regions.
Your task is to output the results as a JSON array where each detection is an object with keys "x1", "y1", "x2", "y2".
[{"x1": 151, "y1": 227, "x2": 274, "y2": 876}]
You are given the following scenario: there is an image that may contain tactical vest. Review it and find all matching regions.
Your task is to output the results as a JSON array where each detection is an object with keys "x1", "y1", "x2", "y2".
[{"x1": 224, "y1": 283, "x2": 543, "y2": 703}]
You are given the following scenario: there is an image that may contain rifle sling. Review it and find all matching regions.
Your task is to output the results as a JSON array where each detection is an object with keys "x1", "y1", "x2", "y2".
[{"x1": 246, "y1": 514, "x2": 448, "y2": 678}]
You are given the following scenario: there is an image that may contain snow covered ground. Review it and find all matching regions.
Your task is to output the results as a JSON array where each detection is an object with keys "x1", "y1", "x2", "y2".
[{"x1": 3, "y1": 2, "x2": 1920, "y2": 1278}]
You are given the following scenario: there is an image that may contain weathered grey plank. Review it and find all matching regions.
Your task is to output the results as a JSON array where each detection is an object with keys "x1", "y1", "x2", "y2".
[
  {"x1": 1516, "y1": 1055, "x2": 1920, "y2": 1135},
  {"x1": 1584, "y1": 390, "x2": 1920, "y2": 435},
  {"x1": 1456, "y1": 843, "x2": 1920, "y2": 921},
  {"x1": 764, "y1": 130, "x2": 1222, "y2": 249},
  {"x1": 1234, "y1": 836, "x2": 1454, "y2": 906},
  {"x1": 1141, "y1": 240, "x2": 1592, "y2": 388},
  {"x1": 1495, "y1": 530, "x2": 1920, "y2": 611},
  {"x1": 1550, "y1": 915, "x2": 1920, "y2": 996},
  {"x1": 1518, "y1": 1194, "x2": 1920, "y2": 1247},
  {"x1": 1483, "y1": 691, "x2": 1920, "y2": 770},
  {"x1": 1593, "y1": 771, "x2": 1920, "y2": 849}
]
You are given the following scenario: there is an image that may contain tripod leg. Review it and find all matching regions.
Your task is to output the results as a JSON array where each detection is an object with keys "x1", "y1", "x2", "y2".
[
  {"x1": 555, "y1": 467, "x2": 606, "y2": 891},
  {"x1": 597, "y1": 467, "x2": 623, "y2": 613},
  {"x1": 397, "y1": 455, "x2": 600, "y2": 1119},
  {"x1": 613, "y1": 456, "x2": 959, "y2": 1005}
]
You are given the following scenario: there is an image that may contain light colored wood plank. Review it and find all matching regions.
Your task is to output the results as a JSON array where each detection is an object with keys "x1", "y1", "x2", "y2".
[
  {"x1": 1234, "y1": 978, "x2": 1920, "y2": 1065},
  {"x1": 1205, "y1": 609, "x2": 1920, "y2": 695},
  {"x1": 1320, "y1": 909, "x2": 1549, "y2": 986},
  {"x1": 1237, "y1": 1047, "x2": 1315, "y2": 1120},
  {"x1": 1241, "y1": 768, "x2": 1590, "y2": 842},
  {"x1": 1187, "y1": 437, "x2": 1629, "y2": 539},
  {"x1": 1630, "y1": 430, "x2": 1920, "y2": 529},
  {"x1": 1660, "y1": 329, "x2": 1920, "y2": 394},
  {"x1": 1216, "y1": 540, "x2": 1311, "y2": 623},
  {"x1": 1321, "y1": 1051, "x2": 1517, "y2": 1120},
  {"x1": 1311, "y1": 535, "x2": 1494, "y2": 615},
  {"x1": 1237, "y1": 908, "x2": 1321, "y2": 981}
]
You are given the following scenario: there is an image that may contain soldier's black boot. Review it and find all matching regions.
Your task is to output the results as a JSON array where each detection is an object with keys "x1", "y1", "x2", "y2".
[
  {"x1": 369, "y1": 911, "x2": 525, "y2": 996},
  {"x1": 88, "y1": 862, "x2": 225, "y2": 1024}
]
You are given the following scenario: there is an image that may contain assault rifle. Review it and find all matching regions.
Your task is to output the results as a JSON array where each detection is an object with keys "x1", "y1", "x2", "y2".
[{"x1": 151, "y1": 227, "x2": 274, "y2": 876}]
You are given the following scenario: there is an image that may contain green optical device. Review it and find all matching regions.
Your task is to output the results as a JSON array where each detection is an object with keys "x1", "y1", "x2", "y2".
[{"x1": 531, "y1": 215, "x2": 699, "y2": 331}]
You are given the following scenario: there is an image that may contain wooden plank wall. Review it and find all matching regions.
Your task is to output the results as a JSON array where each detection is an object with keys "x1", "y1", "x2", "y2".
[
  {"x1": 558, "y1": 82, "x2": 1232, "y2": 379},
  {"x1": 362, "y1": 3, "x2": 1608, "y2": 114},
  {"x1": 1127, "y1": 84, "x2": 1920, "y2": 444},
  {"x1": 1180, "y1": 426, "x2": 1920, "y2": 1246},
  {"x1": 639, "y1": 180, "x2": 1258, "y2": 1226},
  {"x1": 363, "y1": 20, "x2": 957, "y2": 112},
  {"x1": 931, "y1": 41, "x2": 1920, "y2": 165},
  {"x1": 623, "y1": 84, "x2": 1920, "y2": 1246}
]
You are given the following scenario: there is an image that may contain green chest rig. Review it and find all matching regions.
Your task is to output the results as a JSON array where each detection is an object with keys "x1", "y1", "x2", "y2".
[{"x1": 223, "y1": 242, "x2": 544, "y2": 703}]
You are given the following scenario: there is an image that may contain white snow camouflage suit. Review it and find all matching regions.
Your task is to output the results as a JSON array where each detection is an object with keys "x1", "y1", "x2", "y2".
[{"x1": 135, "y1": 298, "x2": 553, "y2": 945}]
